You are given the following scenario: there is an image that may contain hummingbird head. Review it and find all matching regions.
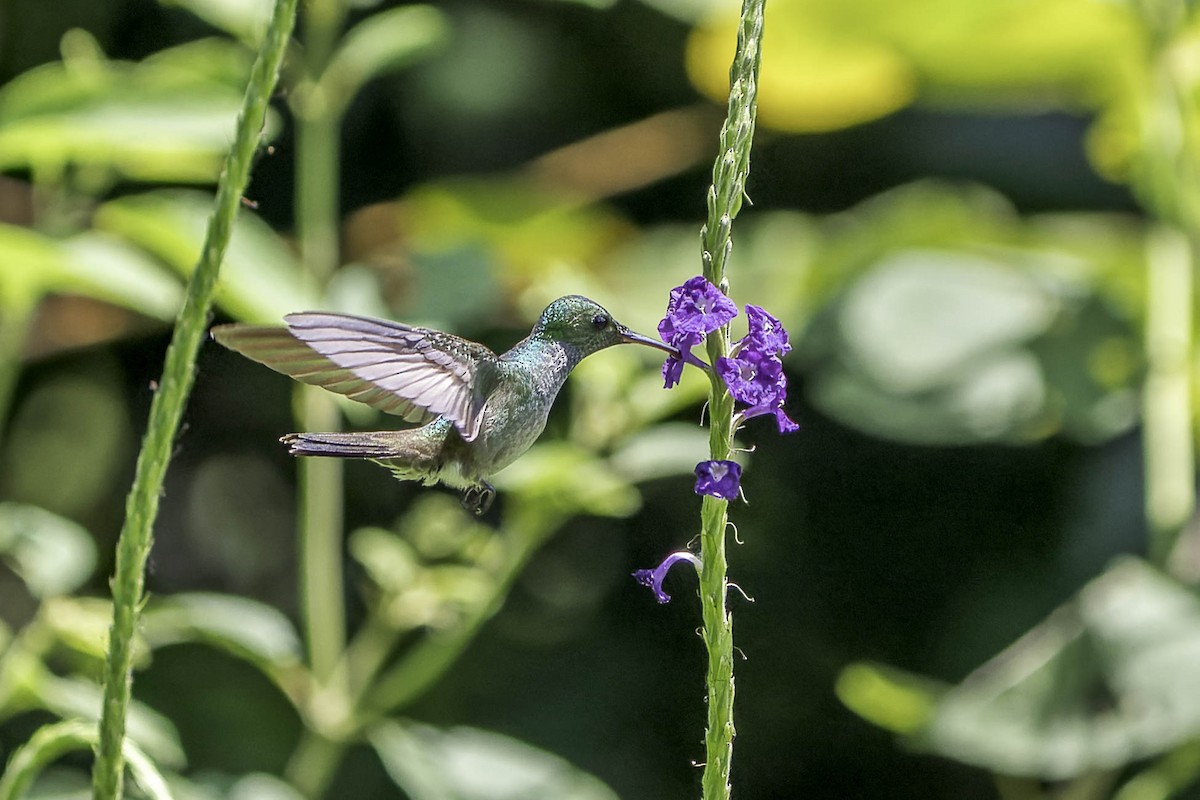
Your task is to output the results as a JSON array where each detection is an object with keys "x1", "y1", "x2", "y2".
[{"x1": 535, "y1": 295, "x2": 678, "y2": 359}]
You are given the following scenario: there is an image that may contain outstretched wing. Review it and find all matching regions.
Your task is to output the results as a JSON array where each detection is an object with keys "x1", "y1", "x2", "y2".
[{"x1": 212, "y1": 312, "x2": 498, "y2": 442}]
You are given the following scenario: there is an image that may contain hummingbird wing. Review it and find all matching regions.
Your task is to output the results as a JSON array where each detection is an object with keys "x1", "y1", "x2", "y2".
[{"x1": 212, "y1": 312, "x2": 498, "y2": 442}]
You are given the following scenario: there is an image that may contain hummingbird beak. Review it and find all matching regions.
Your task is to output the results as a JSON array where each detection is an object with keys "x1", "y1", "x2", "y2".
[{"x1": 617, "y1": 325, "x2": 679, "y2": 356}]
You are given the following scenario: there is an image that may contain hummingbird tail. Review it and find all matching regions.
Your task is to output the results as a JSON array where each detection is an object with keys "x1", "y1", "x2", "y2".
[{"x1": 281, "y1": 431, "x2": 418, "y2": 459}]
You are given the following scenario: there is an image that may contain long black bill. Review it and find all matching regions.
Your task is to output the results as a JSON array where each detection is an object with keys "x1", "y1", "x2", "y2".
[{"x1": 618, "y1": 325, "x2": 679, "y2": 356}]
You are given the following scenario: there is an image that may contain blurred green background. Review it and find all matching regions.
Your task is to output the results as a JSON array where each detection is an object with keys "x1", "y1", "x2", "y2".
[{"x1": 3, "y1": 0, "x2": 1200, "y2": 798}]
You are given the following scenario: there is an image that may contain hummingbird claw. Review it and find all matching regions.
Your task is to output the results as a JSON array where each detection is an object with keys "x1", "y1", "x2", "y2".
[{"x1": 461, "y1": 482, "x2": 496, "y2": 515}]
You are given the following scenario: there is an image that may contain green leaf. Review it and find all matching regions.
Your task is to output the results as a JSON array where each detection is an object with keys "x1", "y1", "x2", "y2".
[
  {"x1": 0, "y1": 223, "x2": 68, "y2": 312},
  {"x1": 0, "y1": 503, "x2": 96, "y2": 597},
  {"x1": 609, "y1": 423, "x2": 714, "y2": 482},
  {"x1": 369, "y1": 720, "x2": 620, "y2": 800},
  {"x1": 58, "y1": 232, "x2": 184, "y2": 320},
  {"x1": 493, "y1": 442, "x2": 640, "y2": 518},
  {"x1": 913, "y1": 558, "x2": 1200, "y2": 780},
  {"x1": 321, "y1": 6, "x2": 449, "y2": 113},
  {"x1": 141, "y1": 593, "x2": 303, "y2": 672},
  {"x1": 0, "y1": 37, "x2": 264, "y2": 183},
  {"x1": 94, "y1": 190, "x2": 317, "y2": 323},
  {"x1": 159, "y1": 0, "x2": 274, "y2": 47},
  {"x1": 37, "y1": 675, "x2": 186, "y2": 768},
  {"x1": 0, "y1": 223, "x2": 182, "y2": 319}
]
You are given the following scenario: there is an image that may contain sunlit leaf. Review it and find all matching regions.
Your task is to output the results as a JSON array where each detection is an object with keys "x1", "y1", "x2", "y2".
[
  {"x1": 321, "y1": 6, "x2": 448, "y2": 113},
  {"x1": 0, "y1": 37, "x2": 263, "y2": 182},
  {"x1": 835, "y1": 662, "x2": 942, "y2": 735},
  {"x1": 141, "y1": 593, "x2": 303, "y2": 672},
  {"x1": 0, "y1": 223, "x2": 182, "y2": 319},
  {"x1": 369, "y1": 720, "x2": 619, "y2": 800},
  {"x1": 0, "y1": 504, "x2": 96, "y2": 597},
  {"x1": 58, "y1": 232, "x2": 183, "y2": 320},
  {"x1": 94, "y1": 190, "x2": 317, "y2": 323},
  {"x1": 685, "y1": 0, "x2": 1137, "y2": 133}
]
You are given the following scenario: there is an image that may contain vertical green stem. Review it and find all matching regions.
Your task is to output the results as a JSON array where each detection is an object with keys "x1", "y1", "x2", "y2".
[
  {"x1": 90, "y1": 1, "x2": 299, "y2": 796},
  {"x1": 1144, "y1": 226, "x2": 1194, "y2": 565},
  {"x1": 697, "y1": 1, "x2": 764, "y2": 798},
  {"x1": 1131, "y1": 0, "x2": 1198, "y2": 569},
  {"x1": 294, "y1": 15, "x2": 347, "y2": 688}
]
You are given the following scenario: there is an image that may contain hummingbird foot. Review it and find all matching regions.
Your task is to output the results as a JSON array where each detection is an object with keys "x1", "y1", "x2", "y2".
[{"x1": 461, "y1": 482, "x2": 496, "y2": 516}]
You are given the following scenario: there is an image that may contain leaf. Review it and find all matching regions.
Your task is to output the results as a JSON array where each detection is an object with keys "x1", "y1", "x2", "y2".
[
  {"x1": 321, "y1": 6, "x2": 449, "y2": 113},
  {"x1": 0, "y1": 223, "x2": 182, "y2": 319},
  {"x1": 493, "y1": 443, "x2": 640, "y2": 519},
  {"x1": 369, "y1": 720, "x2": 620, "y2": 800},
  {"x1": 0, "y1": 37, "x2": 264, "y2": 182},
  {"x1": 608, "y1": 423, "x2": 714, "y2": 482},
  {"x1": 159, "y1": 0, "x2": 275, "y2": 47},
  {"x1": 37, "y1": 675, "x2": 186, "y2": 768},
  {"x1": 58, "y1": 232, "x2": 184, "y2": 320},
  {"x1": 912, "y1": 559, "x2": 1200, "y2": 780},
  {"x1": 0, "y1": 503, "x2": 96, "y2": 597},
  {"x1": 141, "y1": 593, "x2": 303, "y2": 673},
  {"x1": 94, "y1": 190, "x2": 317, "y2": 323}
]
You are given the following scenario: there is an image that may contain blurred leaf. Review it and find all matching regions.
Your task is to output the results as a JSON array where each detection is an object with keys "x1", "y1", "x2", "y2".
[
  {"x1": 349, "y1": 527, "x2": 421, "y2": 596},
  {"x1": 912, "y1": 558, "x2": 1200, "y2": 780},
  {"x1": 401, "y1": 178, "x2": 635, "y2": 289},
  {"x1": 689, "y1": 7, "x2": 916, "y2": 131},
  {"x1": 0, "y1": 366, "x2": 130, "y2": 516},
  {"x1": 37, "y1": 675, "x2": 185, "y2": 768},
  {"x1": 0, "y1": 504, "x2": 95, "y2": 597},
  {"x1": 494, "y1": 442, "x2": 640, "y2": 518},
  {"x1": 58, "y1": 232, "x2": 184, "y2": 319},
  {"x1": 0, "y1": 35, "x2": 262, "y2": 182},
  {"x1": 94, "y1": 190, "x2": 317, "y2": 323},
  {"x1": 0, "y1": 223, "x2": 182, "y2": 319},
  {"x1": 321, "y1": 6, "x2": 448, "y2": 113},
  {"x1": 0, "y1": 224, "x2": 69, "y2": 312},
  {"x1": 686, "y1": 0, "x2": 1137, "y2": 133},
  {"x1": 835, "y1": 662, "x2": 942, "y2": 735},
  {"x1": 369, "y1": 720, "x2": 620, "y2": 800},
  {"x1": 41, "y1": 597, "x2": 125, "y2": 662},
  {"x1": 141, "y1": 593, "x2": 303, "y2": 673},
  {"x1": 159, "y1": 0, "x2": 273, "y2": 46},
  {"x1": 609, "y1": 423, "x2": 714, "y2": 482},
  {"x1": 227, "y1": 773, "x2": 306, "y2": 800}
]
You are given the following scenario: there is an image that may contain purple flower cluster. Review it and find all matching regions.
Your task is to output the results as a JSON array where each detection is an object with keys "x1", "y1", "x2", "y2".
[
  {"x1": 658, "y1": 278, "x2": 798, "y2": 434},
  {"x1": 717, "y1": 304, "x2": 798, "y2": 434},
  {"x1": 635, "y1": 280, "x2": 797, "y2": 604},
  {"x1": 658, "y1": 276, "x2": 737, "y2": 388}
]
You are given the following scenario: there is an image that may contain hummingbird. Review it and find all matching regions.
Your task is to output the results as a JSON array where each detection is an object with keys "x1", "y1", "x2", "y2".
[{"x1": 211, "y1": 296, "x2": 678, "y2": 514}]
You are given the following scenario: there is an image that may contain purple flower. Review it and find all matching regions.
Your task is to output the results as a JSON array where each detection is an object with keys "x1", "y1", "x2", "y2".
[
  {"x1": 665, "y1": 276, "x2": 738, "y2": 335},
  {"x1": 694, "y1": 459, "x2": 742, "y2": 501},
  {"x1": 658, "y1": 277, "x2": 736, "y2": 387},
  {"x1": 717, "y1": 349, "x2": 799, "y2": 434},
  {"x1": 744, "y1": 304, "x2": 791, "y2": 356},
  {"x1": 633, "y1": 551, "x2": 703, "y2": 604}
]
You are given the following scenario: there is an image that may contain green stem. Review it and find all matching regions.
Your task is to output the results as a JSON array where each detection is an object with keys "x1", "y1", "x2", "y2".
[
  {"x1": 696, "y1": 1, "x2": 764, "y2": 798},
  {"x1": 1143, "y1": 226, "x2": 1194, "y2": 565},
  {"x1": 89, "y1": 1, "x2": 299, "y2": 797},
  {"x1": 293, "y1": 15, "x2": 347, "y2": 690},
  {"x1": 1130, "y1": 0, "x2": 1199, "y2": 569}
]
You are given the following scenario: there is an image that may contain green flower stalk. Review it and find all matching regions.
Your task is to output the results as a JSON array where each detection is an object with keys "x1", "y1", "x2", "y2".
[
  {"x1": 637, "y1": 2, "x2": 768, "y2": 798},
  {"x1": 697, "y1": 2, "x2": 764, "y2": 798},
  {"x1": 90, "y1": 0, "x2": 299, "y2": 796}
]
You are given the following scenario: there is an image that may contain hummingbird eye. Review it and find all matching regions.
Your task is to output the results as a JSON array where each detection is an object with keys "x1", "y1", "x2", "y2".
[{"x1": 591, "y1": 313, "x2": 609, "y2": 329}]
